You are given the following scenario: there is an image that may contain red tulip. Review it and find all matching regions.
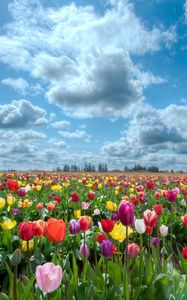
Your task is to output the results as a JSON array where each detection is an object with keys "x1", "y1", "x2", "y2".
[
  {"x1": 146, "y1": 181, "x2": 154, "y2": 190},
  {"x1": 97, "y1": 233, "x2": 107, "y2": 244},
  {"x1": 153, "y1": 204, "x2": 163, "y2": 217},
  {"x1": 181, "y1": 215, "x2": 187, "y2": 227},
  {"x1": 34, "y1": 220, "x2": 46, "y2": 237},
  {"x1": 71, "y1": 192, "x2": 79, "y2": 203},
  {"x1": 7, "y1": 180, "x2": 19, "y2": 191},
  {"x1": 101, "y1": 219, "x2": 116, "y2": 233},
  {"x1": 182, "y1": 247, "x2": 187, "y2": 259},
  {"x1": 18, "y1": 221, "x2": 36, "y2": 241},
  {"x1": 45, "y1": 218, "x2": 66, "y2": 243},
  {"x1": 166, "y1": 190, "x2": 177, "y2": 203},
  {"x1": 78, "y1": 216, "x2": 92, "y2": 231},
  {"x1": 87, "y1": 191, "x2": 95, "y2": 200},
  {"x1": 143, "y1": 210, "x2": 157, "y2": 235}
]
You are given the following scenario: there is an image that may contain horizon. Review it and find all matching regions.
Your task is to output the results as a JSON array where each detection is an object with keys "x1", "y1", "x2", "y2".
[{"x1": 0, "y1": 0, "x2": 187, "y2": 171}]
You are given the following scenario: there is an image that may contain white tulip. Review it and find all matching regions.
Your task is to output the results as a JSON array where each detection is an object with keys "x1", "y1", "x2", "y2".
[
  {"x1": 160, "y1": 225, "x2": 168, "y2": 237},
  {"x1": 135, "y1": 219, "x2": 146, "y2": 234}
]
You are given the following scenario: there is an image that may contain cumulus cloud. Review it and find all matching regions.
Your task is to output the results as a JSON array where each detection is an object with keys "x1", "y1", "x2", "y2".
[
  {"x1": 102, "y1": 103, "x2": 187, "y2": 169},
  {"x1": 0, "y1": 99, "x2": 48, "y2": 128},
  {"x1": 1, "y1": 77, "x2": 43, "y2": 96},
  {"x1": 58, "y1": 129, "x2": 91, "y2": 142},
  {"x1": 50, "y1": 120, "x2": 70, "y2": 129},
  {"x1": 0, "y1": 0, "x2": 175, "y2": 117}
]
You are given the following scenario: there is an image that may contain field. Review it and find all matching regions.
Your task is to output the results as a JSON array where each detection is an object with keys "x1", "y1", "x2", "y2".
[{"x1": 0, "y1": 171, "x2": 187, "y2": 300}]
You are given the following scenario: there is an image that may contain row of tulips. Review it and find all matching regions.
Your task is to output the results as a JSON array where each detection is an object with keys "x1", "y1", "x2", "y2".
[{"x1": 0, "y1": 172, "x2": 187, "y2": 299}]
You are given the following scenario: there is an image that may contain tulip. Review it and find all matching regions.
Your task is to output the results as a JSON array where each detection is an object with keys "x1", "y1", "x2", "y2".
[
  {"x1": 80, "y1": 242, "x2": 90, "y2": 257},
  {"x1": 93, "y1": 208, "x2": 100, "y2": 215},
  {"x1": 135, "y1": 219, "x2": 146, "y2": 234},
  {"x1": 82, "y1": 202, "x2": 90, "y2": 210},
  {"x1": 7, "y1": 194, "x2": 15, "y2": 206},
  {"x1": 1, "y1": 218, "x2": 17, "y2": 230},
  {"x1": 69, "y1": 219, "x2": 80, "y2": 235},
  {"x1": 143, "y1": 210, "x2": 157, "y2": 230},
  {"x1": 118, "y1": 202, "x2": 134, "y2": 227},
  {"x1": 151, "y1": 237, "x2": 160, "y2": 247},
  {"x1": 45, "y1": 218, "x2": 66, "y2": 243},
  {"x1": 181, "y1": 215, "x2": 187, "y2": 227},
  {"x1": 36, "y1": 262, "x2": 62, "y2": 293},
  {"x1": 7, "y1": 180, "x2": 18, "y2": 191},
  {"x1": 0, "y1": 197, "x2": 5, "y2": 209},
  {"x1": 127, "y1": 243, "x2": 140, "y2": 259},
  {"x1": 78, "y1": 216, "x2": 92, "y2": 231},
  {"x1": 87, "y1": 191, "x2": 95, "y2": 200},
  {"x1": 101, "y1": 240, "x2": 113, "y2": 258},
  {"x1": 18, "y1": 221, "x2": 36, "y2": 241},
  {"x1": 109, "y1": 222, "x2": 133, "y2": 242},
  {"x1": 71, "y1": 192, "x2": 79, "y2": 202},
  {"x1": 106, "y1": 201, "x2": 117, "y2": 211},
  {"x1": 153, "y1": 204, "x2": 163, "y2": 217},
  {"x1": 21, "y1": 239, "x2": 34, "y2": 252},
  {"x1": 97, "y1": 233, "x2": 107, "y2": 244},
  {"x1": 166, "y1": 189, "x2": 177, "y2": 202},
  {"x1": 159, "y1": 225, "x2": 168, "y2": 237},
  {"x1": 34, "y1": 220, "x2": 46, "y2": 237},
  {"x1": 182, "y1": 247, "x2": 187, "y2": 259},
  {"x1": 74, "y1": 210, "x2": 81, "y2": 218},
  {"x1": 36, "y1": 203, "x2": 43, "y2": 210},
  {"x1": 101, "y1": 219, "x2": 116, "y2": 233}
]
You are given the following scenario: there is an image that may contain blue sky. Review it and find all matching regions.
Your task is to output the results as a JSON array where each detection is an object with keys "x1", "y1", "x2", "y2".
[{"x1": 0, "y1": 0, "x2": 187, "y2": 171}]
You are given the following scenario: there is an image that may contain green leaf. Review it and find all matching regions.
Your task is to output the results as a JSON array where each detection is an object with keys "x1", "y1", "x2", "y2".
[
  {"x1": 0, "y1": 292, "x2": 9, "y2": 300},
  {"x1": 20, "y1": 275, "x2": 35, "y2": 300}
]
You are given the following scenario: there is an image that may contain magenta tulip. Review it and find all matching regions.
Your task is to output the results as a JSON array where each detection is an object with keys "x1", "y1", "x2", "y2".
[
  {"x1": 36, "y1": 262, "x2": 62, "y2": 293},
  {"x1": 101, "y1": 240, "x2": 113, "y2": 258},
  {"x1": 118, "y1": 202, "x2": 134, "y2": 227}
]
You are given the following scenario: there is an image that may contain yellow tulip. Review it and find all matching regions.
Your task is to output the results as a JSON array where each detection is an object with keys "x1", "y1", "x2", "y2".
[
  {"x1": 109, "y1": 222, "x2": 133, "y2": 242},
  {"x1": 21, "y1": 239, "x2": 34, "y2": 252},
  {"x1": 7, "y1": 194, "x2": 15, "y2": 206},
  {"x1": 98, "y1": 184, "x2": 102, "y2": 189},
  {"x1": 0, "y1": 197, "x2": 6, "y2": 209},
  {"x1": 115, "y1": 190, "x2": 119, "y2": 196},
  {"x1": 36, "y1": 185, "x2": 42, "y2": 191},
  {"x1": 52, "y1": 185, "x2": 62, "y2": 191},
  {"x1": 1, "y1": 218, "x2": 16, "y2": 230},
  {"x1": 106, "y1": 201, "x2": 117, "y2": 211},
  {"x1": 74, "y1": 210, "x2": 81, "y2": 218}
]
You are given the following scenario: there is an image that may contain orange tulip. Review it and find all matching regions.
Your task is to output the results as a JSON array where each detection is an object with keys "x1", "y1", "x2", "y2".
[{"x1": 45, "y1": 218, "x2": 66, "y2": 243}]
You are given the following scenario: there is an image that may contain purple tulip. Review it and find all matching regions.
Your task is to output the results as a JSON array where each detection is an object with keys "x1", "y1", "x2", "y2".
[
  {"x1": 12, "y1": 208, "x2": 19, "y2": 216},
  {"x1": 101, "y1": 240, "x2": 113, "y2": 258},
  {"x1": 118, "y1": 202, "x2": 134, "y2": 227},
  {"x1": 111, "y1": 212, "x2": 119, "y2": 221},
  {"x1": 80, "y1": 242, "x2": 90, "y2": 257},
  {"x1": 69, "y1": 219, "x2": 80, "y2": 235},
  {"x1": 152, "y1": 237, "x2": 160, "y2": 247}
]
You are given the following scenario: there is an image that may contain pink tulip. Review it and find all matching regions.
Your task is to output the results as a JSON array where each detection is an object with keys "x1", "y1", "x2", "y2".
[
  {"x1": 127, "y1": 243, "x2": 140, "y2": 259},
  {"x1": 82, "y1": 202, "x2": 90, "y2": 209},
  {"x1": 36, "y1": 262, "x2": 62, "y2": 293}
]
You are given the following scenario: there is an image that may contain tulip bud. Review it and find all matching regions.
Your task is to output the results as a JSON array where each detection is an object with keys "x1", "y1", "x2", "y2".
[
  {"x1": 118, "y1": 202, "x2": 134, "y2": 227},
  {"x1": 101, "y1": 240, "x2": 113, "y2": 258},
  {"x1": 151, "y1": 237, "x2": 160, "y2": 247},
  {"x1": 181, "y1": 215, "x2": 187, "y2": 227},
  {"x1": 10, "y1": 248, "x2": 22, "y2": 266},
  {"x1": 69, "y1": 219, "x2": 80, "y2": 235},
  {"x1": 135, "y1": 219, "x2": 146, "y2": 234},
  {"x1": 182, "y1": 247, "x2": 187, "y2": 259},
  {"x1": 159, "y1": 225, "x2": 168, "y2": 237},
  {"x1": 80, "y1": 242, "x2": 90, "y2": 257},
  {"x1": 127, "y1": 243, "x2": 140, "y2": 259}
]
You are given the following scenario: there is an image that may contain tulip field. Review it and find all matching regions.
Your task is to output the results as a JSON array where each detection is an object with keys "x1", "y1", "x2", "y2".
[{"x1": 0, "y1": 172, "x2": 187, "y2": 300}]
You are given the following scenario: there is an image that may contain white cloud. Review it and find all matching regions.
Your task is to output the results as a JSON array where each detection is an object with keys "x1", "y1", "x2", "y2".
[
  {"x1": 1, "y1": 77, "x2": 43, "y2": 96},
  {"x1": 0, "y1": 0, "x2": 175, "y2": 118},
  {"x1": 51, "y1": 120, "x2": 70, "y2": 129},
  {"x1": 0, "y1": 99, "x2": 48, "y2": 128},
  {"x1": 58, "y1": 129, "x2": 91, "y2": 142}
]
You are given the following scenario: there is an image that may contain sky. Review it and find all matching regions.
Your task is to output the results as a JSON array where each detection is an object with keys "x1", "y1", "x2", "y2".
[{"x1": 0, "y1": 0, "x2": 187, "y2": 171}]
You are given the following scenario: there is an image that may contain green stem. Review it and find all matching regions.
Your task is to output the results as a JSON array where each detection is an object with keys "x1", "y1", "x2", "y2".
[
  {"x1": 104, "y1": 258, "x2": 108, "y2": 300},
  {"x1": 83, "y1": 231, "x2": 86, "y2": 266},
  {"x1": 130, "y1": 260, "x2": 134, "y2": 300},
  {"x1": 148, "y1": 235, "x2": 151, "y2": 256},
  {"x1": 27, "y1": 241, "x2": 31, "y2": 276},
  {"x1": 74, "y1": 235, "x2": 76, "y2": 258},
  {"x1": 13, "y1": 265, "x2": 17, "y2": 300},
  {"x1": 125, "y1": 226, "x2": 129, "y2": 266}
]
